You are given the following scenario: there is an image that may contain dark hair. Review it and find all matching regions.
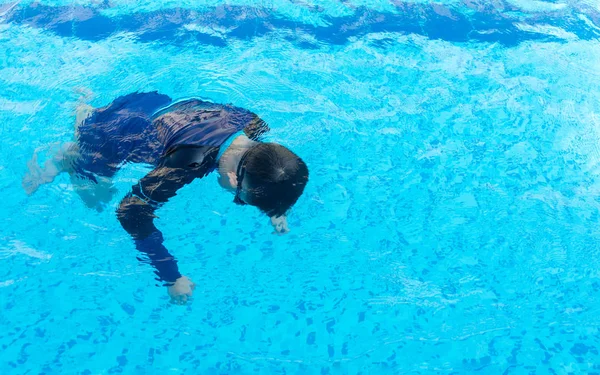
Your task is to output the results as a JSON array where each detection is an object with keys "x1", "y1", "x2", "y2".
[{"x1": 242, "y1": 143, "x2": 309, "y2": 217}]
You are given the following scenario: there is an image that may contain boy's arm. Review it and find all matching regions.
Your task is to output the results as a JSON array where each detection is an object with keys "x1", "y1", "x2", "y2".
[
  {"x1": 243, "y1": 115, "x2": 270, "y2": 140},
  {"x1": 116, "y1": 146, "x2": 218, "y2": 296}
]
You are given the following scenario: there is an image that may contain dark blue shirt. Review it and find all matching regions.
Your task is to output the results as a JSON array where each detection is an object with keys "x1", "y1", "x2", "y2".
[{"x1": 104, "y1": 93, "x2": 269, "y2": 284}]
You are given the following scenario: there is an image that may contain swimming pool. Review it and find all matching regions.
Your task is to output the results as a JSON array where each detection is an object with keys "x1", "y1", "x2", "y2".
[{"x1": 2, "y1": 0, "x2": 600, "y2": 373}]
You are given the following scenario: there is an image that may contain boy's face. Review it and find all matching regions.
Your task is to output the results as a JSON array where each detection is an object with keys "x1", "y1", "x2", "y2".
[
  {"x1": 226, "y1": 170, "x2": 290, "y2": 234},
  {"x1": 225, "y1": 171, "x2": 238, "y2": 191},
  {"x1": 226, "y1": 171, "x2": 251, "y2": 205}
]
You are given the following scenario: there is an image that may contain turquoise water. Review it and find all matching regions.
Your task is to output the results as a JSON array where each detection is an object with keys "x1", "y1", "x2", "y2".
[{"x1": 2, "y1": 1, "x2": 600, "y2": 373}]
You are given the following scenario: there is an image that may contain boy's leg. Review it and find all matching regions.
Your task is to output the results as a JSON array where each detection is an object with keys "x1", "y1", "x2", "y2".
[
  {"x1": 23, "y1": 102, "x2": 117, "y2": 210},
  {"x1": 22, "y1": 142, "x2": 77, "y2": 195},
  {"x1": 69, "y1": 173, "x2": 117, "y2": 212},
  {"x1": 69, "y1": 102, "x2": 117, "y2": 211},
  {"x1": 74, "y1": 103, "x2": 93, "y2": 139},
  {"x1": 23, "y1": 141, "x2": 117, "y2": 211},
  {"x1": 22, "y1": 101, "x2": 94, "y2": 195}
]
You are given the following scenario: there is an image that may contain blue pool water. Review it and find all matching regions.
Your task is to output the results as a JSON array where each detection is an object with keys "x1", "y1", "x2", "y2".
[{"x1": 2, "y1": 0, "x2": 600, "y2": 373}]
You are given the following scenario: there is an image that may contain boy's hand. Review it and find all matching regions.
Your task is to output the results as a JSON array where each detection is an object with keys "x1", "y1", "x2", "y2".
[
  {"x1": 270, "y1": 215, "x2": 289, "y2": 235},
  {"x1": 168, "y1": 276, "x2": 195, "y2": 305}
]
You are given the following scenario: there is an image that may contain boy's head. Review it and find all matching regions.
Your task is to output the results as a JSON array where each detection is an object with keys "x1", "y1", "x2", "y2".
[{"x1": 235, "y1": 143, "x2": 308, "y2": 217}]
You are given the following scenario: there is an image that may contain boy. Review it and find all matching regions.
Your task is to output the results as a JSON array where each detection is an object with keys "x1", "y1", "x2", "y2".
[{"x1": 23, "y1": 92, "x2": 309, "y2": 304}]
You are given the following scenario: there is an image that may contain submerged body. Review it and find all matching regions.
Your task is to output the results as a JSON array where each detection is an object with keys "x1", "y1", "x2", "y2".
[{"x1": 23, "y1": 92, "x2": 307, "y2": 303}]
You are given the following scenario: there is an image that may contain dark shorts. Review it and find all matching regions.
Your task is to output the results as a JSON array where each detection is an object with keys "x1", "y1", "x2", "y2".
[{"x1": 72, "y1": 92, "x2": 173, "y2": 181}]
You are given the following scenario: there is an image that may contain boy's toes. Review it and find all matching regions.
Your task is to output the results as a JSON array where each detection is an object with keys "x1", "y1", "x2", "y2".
[{"x1": 22, "y1": 175, "x2": 39, "y2": 195}]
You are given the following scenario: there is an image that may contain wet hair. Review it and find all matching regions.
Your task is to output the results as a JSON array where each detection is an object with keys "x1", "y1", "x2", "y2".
[{"x1": 242, "y1": 143, "x2": 309, "y2": 217}]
